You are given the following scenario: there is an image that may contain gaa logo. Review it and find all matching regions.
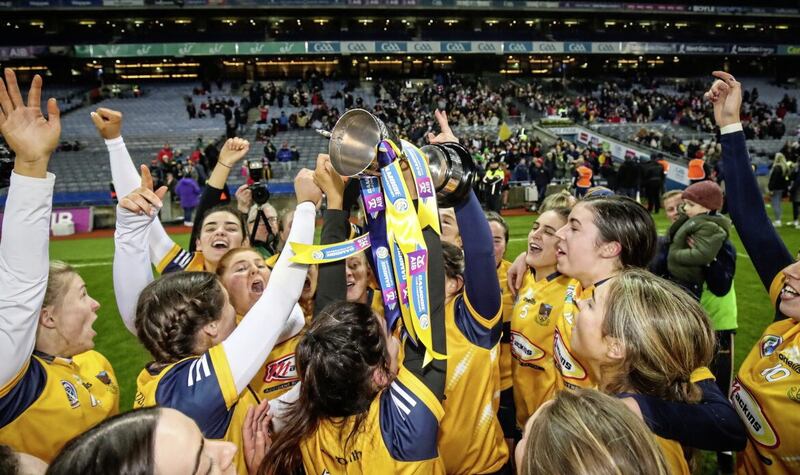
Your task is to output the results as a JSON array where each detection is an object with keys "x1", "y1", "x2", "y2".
[
  {"x1": 312, "y1": 42, "x2": 336, "y2": 53},
  {"x1": 347, "y1": 43, "x2": 368, "y2": 52},
  {"x1": 444, "y1": 42, "x2": 467, "y2": 52},
  {"x1": 536, "y1": 43, "x2": 558, "y2": 52},
  {"x1": 597, "y1": 43, "x2": 616, "y2": 53},
  {"x1": 312, "y1": 250, "x2": 325, "y2": 261},
  {"x1": 394, "y1": 198, "x2": 409, "y2": 212},
  {"x1": 567, "y1": 43, "x2": 588, "y2": 53},
  {"x1": 380, "y1": 42, "x2": 402, "y2": 52},
  {"x1": 413, "y1": 43, "x2": 434, "y2": 52},
  {"x1": 506, "y1": 43, "x2": 528, "y2": 53},
  {"x1": 477, "y1": 43, "x2": 498, "y2": 52},
  {"x1": 376, "y1": 246, "x2": 389, "y2": 259}
]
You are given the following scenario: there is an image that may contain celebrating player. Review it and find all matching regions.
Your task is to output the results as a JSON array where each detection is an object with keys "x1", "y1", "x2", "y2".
[{"x1": 0, "y1": 69, "x2": 119, "y2": 462}]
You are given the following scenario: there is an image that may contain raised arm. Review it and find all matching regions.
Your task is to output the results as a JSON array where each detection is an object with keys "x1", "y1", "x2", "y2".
[
  {"x1": 456, "y1": 190, "x2": 502, "y2": 319},
  {"x1": 189, "y1": 138, "x2": 249, "y2": 252},
  {"x1": 0, "y1": 70, "x2": 60, "y2": 387},
  {"x1": 311, "y1": 154, "x2": 348, "y2": 318},
  {"x1": 222, "y1": 170, "x2": 321, "y2": 394},
  {"x1": 93, "y1": 108, "x2": 178, "y2": 266},
  {"x1": 113, "y1": 166, "x2": 167, "y2": 334},
  {"x1": 707, "y1": 72, "x2": 793, "y2": 289}
]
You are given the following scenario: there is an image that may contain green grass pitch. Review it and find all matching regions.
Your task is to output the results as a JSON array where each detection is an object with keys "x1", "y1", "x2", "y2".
[{"x1": 48, "y1": 204, "x2": 800, "y2": 472}]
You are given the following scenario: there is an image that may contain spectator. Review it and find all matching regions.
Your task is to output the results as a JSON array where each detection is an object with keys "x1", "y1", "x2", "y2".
[
  {"x1": 512, "y1": 158, "x2": 529, "y2": 182},
  {"x1": 641, "y1": 159, "x2": 665, "y2": 214},
  {"x1": 616, "y1": 156, "x2": 640, "y2": 198},
  {"x1": 175, "y1": 171, "x2": 201, "y2": 227},
  {"x1": 277, "y1": 141, "x2": 293, "y2": 176},
  {"x1": 768, "y1": 152, "x2": 790, "y2": 226}
]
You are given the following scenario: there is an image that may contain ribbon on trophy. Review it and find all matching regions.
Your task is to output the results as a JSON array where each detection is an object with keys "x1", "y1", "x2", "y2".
[
  {"x1": 290, "y1": 233, "x2": 372, "y2": 264},
  {"x1": 377, "y1": 139, "x2": 445, "y2": 365}
]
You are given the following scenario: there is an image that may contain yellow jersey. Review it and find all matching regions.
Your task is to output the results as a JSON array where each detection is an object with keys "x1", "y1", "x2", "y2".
[
  {"x1": 438, "y1": 294, "x2": 509, "y2": 474},
  {"x1": 510, "y1": 269, "x2": 571, "y2": 428},
  {"x1": 234, "y1": 313, "x2": 301, "y2": 400},
  {"x1": 299, "y1": 367, "x2": 445, "y2": 474},
  {"x1": 0, "y1": 351, "x2": 119, "y2": 462},
  {"x1": 656, "y1": 436, "x2": 690, "y2": 475},
  {"x1": 496, "y1": 260, "x2": 514, "y2": 391},
  {"x1": 134, "y1": 345, "x2": 256, "y2": 475},
  {"x1": 156, "y1": 243, "x2": 206, "y2": 274},
  {"x1": 554, "y1": 279, "x2": 594, "y2": 389},
  {"x1": 732, "y1": 273, "x2": 800, "y2": 474}
]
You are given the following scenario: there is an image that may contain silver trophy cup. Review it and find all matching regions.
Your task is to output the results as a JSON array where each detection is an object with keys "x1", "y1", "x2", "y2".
[{"x1": 327, "y1": 109, "x2": 475, "y2": 206}]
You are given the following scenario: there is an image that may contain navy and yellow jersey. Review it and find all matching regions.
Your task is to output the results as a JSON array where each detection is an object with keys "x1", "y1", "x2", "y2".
[
  {"x1": 134, "y1": 345, "x2": 256, "y2": 475},
  {"x1": 0, "y1": 351, "x2": 119, "y2": 462},
  {"x1": 732, "y1": 272, "x2": 800, "y2": 474},
  {"x1": 437, "y1": 293, "x2": 509, "y2": 474},
  {"x1": 156, "y1": 243, "x2": 206, "y2": 274},
  {"x1": 300, "y1": 367, "x2": 445, "y2": 474},
  {"x1": 510, "y1": 268, "x2": 571, "y2": 428},
  {"x1": 496, "y1": 259, "x2": 514, "y2": 392},
  {"x1": 554, "y1": 279, "x2": 594, "y2": 390}
]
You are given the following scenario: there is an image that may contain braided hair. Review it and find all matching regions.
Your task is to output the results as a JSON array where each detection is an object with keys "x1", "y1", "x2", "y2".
[{"x1": 134, "y1": 272, "x2": 225, "y2": 365}]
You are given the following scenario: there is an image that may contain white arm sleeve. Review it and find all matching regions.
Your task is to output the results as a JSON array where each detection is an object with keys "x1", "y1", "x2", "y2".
[
  {"x1": 113, "y1": 206, "x2": 156, "y2": 335},
  {"x1": 223, "y1": 201, "x2": 315, "y2": 394},
  {"x1": 0, "y1": 172, "x2": 55, "y2": 386},
  {"x1": 268, "y1": 382, "x2": 301, "y2": 434},
  {"x1": 277, "y1": 304, "x2": 306, "y2": 344},
  {"x1": 106, "y1": 137, "x2": 175, "y2": 266}
]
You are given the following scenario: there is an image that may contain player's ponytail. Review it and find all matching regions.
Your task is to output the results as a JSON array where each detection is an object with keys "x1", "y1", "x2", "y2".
[
  {"x1": 134, "y1": 272, "x2": 226, "y2": 365},
  {"x1": 261, "y1": 302, "x2": 391, "y2": 475},
  {"x1": 600, "y1": 268, "x2": 715, "y2": 404}
]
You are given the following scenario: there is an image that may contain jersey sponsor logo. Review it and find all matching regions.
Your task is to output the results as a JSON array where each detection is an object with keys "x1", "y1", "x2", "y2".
[
  {"x1": 553, "y1": 329, "x2": 586, "y2": 380},
  {"x1": 511, "y1": 331, "x2": 546, "y2": 364},
  {"x1": 61, "y1": 380, "x2": 80, "y2": 409},
  {"x1": 96, "y1": 370, "x2": 112, "y2": 385},
  {"x1": 263, "y1": 354, "x2": 298, "y2": 383},
  {"x1": 335, "y1": 451, "x2": 363, "y2": 465},
  {"x1": 187, "y1": 354, "x2": 211, "y2": 387},
  {"x1": 760, "y1": 335, "x2": 783, "y2": 357},
  {"x1": 778, "y1": 352, "x2": 800, "y2": 374},
  {"x1": 536, "y1": 303, "x2": 552, "y2": 325},
  {"x1": 730, "y1": 379, "x2": 779, "y2": 448}
]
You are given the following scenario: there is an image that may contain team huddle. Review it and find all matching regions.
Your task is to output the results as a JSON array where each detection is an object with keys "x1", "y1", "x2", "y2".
[{"x1": 0, "y1": 67, "x2": 798, "y2": 475}]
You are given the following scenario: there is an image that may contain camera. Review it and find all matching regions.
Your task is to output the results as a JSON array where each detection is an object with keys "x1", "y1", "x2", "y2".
[{"x1": 247, "y1": 160, "x2": 270, "y2": 205}]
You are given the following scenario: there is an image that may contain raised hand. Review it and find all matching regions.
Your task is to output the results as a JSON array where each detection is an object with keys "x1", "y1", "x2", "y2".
[
  {"x1": 120, "y1": 164, "x2": 168, "y2": 217},
  {"x1": 295, "y1": 168, "x2": 323, "y2": 206},
  {"x1": 313, "y1": 153, "x2": 344, "y2": 210},
  {"x1": 0, "y1": 69, "x2": 61, "y2": 178},
  {"x1": 235, "y1": 184, "x2": 254, "y2": 214},
  {"x1": 219, "y1": 137, "x2": 250, "y2": 168},
  {"x1": 426, "y1": 109, "x2": 459, "y2": 145},
  {"x1": 90, "y1": 107, "x2": 123, "y2": 140},
  {"x1": 704, "y1": 71, "x2": 742, "y2": 129},
  {"x1": 242, "y1": 399, "x2": 272, "y2": 475}
]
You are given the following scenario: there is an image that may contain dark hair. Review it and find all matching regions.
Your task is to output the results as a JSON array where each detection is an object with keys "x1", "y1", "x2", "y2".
[
  {"x1": 484, "y1": 211, "x2": 508, "y2": 244},
  {"x1": 47, "y1": 408, "x2": 160, "y2": 475},
  {"x1": 200, "y1": 204, "x2": 247, "y2": 238},
  {"x1": 135, "y1": 272, "x2": 225, "y2": 365},
  {"x1": 0, "y1": 445, "x2": 19, "y2": 475},
  {"x1": 581, "y1": 195, "x2": 657, "y2": 268},
  {"x1": 261, "y1": 302, "x2": 390, "y2": 475},
  {"x1": 441, "y1": 241, "x2": 465, "y2": 279}
]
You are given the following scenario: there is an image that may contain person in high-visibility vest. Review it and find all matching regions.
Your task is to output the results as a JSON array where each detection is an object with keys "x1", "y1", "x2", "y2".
[
  {"x1": 574, "y1": 162, "x2": 593, "y2": 198},
  {"x1": 688, "y1": 157, "x2": 711, "y2": 184}
]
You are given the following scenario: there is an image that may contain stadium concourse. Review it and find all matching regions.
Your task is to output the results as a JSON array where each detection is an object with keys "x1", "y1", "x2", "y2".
[{"x1": 2, "y1": 0, "x2": 800, "y2": 474}]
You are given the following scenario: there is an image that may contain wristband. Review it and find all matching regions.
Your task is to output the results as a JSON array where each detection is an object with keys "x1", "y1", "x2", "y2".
[{"x1": 218, "y1": 162, "x2": 232, "y2": 169}]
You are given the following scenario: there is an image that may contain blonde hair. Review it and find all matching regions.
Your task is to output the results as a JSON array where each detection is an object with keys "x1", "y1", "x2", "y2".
[
  {"x1": 43, "y1": 261, "x2": 78, "y2": 309},
  {"x1": 661, "y1": 190, "x2": 682, "y2": 204},
  {"x1": 521, "y1": 388, "x2": 670, "y2": 475},
  {"x1": 601, "y1": 268, "x2": 715, "y2": 403},
  {"x1": 540, "y1": 190, "x2": 576, "y2": 213}
]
